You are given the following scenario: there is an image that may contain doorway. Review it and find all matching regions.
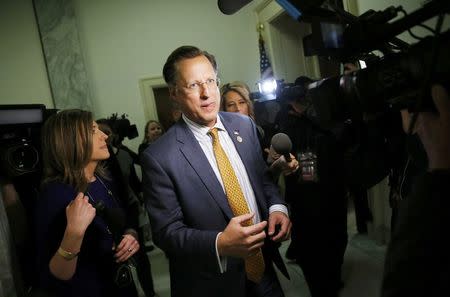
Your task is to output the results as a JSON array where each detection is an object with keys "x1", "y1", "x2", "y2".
[
  {"x1": 152, "y1": 87, "x2": 180, "y2": 131},
  {"x1": 139, "y1": 76, "x2": 180, "y2": 132}
]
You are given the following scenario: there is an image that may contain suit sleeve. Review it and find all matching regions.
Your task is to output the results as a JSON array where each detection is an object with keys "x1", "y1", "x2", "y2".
[{"x1": 141, "y1": 151, "x2": 219, "y2": 263}]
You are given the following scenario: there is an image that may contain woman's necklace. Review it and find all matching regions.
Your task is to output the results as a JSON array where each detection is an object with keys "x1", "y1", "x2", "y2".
[
  {"x1": 86, "y1": 174, "x2": 113, "y2": 202},
  {"x1": 85, "y1": 175, "x2": 114, "y2": 235}
]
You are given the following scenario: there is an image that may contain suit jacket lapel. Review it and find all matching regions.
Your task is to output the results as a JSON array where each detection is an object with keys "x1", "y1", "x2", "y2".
[{"x1": 175, "y1": 121, "x2": 234, "y2": 220}]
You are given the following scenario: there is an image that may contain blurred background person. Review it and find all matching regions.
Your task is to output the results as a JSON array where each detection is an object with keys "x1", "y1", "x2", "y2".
[
  {"x1": 138, "y1": 120, "x2": 164, "y2": 156},
  {"x1": 382, "y1": 84, "x2": 450, "y2": 297},
  {"x1": 220, "y1": 81, "x2": 267, "y2": 152},
  {"x1": 170, "y1": 104, "x2": 182, "y2": 125},
  {"x1": 388, "y1": 110, "x2": 428, "y2": 231},
  {"x1": 220, "y1": 81, "x2": 252, "y2": 116},
  {"x1": 35, "y1": 109, "x2": 140, "y2": 297},
  {"x1": 98, "y1": 115, "x2": 141, "y2": 200},
  {"x1": 275, "y1": 76, "x2": 348, "y2": 297},
  {"x1": 98, "y1": 120, "x2": 157, "y2": 297}
]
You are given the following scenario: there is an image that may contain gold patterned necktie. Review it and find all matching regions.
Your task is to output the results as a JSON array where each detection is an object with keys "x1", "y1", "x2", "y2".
[{"x1": 208, "y1": 127, "x2": 265, "y2": 283}]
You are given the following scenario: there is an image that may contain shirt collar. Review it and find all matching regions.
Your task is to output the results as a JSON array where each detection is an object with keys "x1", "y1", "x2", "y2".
[{"x1": 182, "y1": 113, "x2": 226, "y2": 136}]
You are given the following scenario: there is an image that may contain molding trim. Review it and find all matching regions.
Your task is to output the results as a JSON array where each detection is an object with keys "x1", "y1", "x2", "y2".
[
  {"x1": 343, "y1": 0, "x2": 360, "y2": 15},
  {"x1": 138, "y1": 76, "x2": 166, "y2": 122}
]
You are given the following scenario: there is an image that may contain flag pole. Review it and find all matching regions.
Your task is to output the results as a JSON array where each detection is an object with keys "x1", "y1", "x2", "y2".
[
  {"x1": 257, "y1": 23, "x2": 264, "y2": 41},
  {"x1": 257, "y1": 22, "x2": 274, "y2": 80}
]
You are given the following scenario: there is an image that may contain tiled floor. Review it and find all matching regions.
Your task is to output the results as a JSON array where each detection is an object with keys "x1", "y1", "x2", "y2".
[{"x1": 145, "y1": 209, "x2": 387, "y2": 297}]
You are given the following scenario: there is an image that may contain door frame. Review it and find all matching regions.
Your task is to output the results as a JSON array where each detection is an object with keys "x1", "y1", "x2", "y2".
[
  {"x1": 254, "y1": 0, "x2": 321, "y2": 80},
  {"x1": 138, "y1": 76, "x2": 166, "y2": 122}
]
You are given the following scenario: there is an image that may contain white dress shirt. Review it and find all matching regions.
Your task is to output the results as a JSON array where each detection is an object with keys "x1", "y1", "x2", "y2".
[{"x1": 182, "y1": 114, "x2": 288, "y2": 272}]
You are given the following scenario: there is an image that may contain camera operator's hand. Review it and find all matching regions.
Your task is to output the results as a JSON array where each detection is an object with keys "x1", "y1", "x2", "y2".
[{"x1": 416, "y1": 84, "x2": 450, "y2": 171}]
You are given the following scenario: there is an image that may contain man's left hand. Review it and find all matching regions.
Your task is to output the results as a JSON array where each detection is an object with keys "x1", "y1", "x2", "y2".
[{"x1": 268, "y1": 211, "x2": 291, "y2": 242}]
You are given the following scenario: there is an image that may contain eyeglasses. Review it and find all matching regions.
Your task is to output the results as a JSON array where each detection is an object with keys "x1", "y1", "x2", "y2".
[{"x1": 177, "y1": 78, "x2": 220, "y2": 93}]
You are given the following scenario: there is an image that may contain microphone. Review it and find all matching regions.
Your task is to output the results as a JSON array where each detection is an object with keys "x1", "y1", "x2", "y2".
[
  {"x1": 218, "y1": 0, "x2": 252, "y2": 15},
  {"x1": 94, "y1": 201, "x2": 126, "y2": 244},
  {"x1": 271, "y1": 133, "x2": 292, "y2": 162}
]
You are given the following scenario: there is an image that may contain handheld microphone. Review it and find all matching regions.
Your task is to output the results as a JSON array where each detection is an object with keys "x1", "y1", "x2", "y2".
[
  {"x1": 270, "y1": 133, "x2": 292, "y2": 162},
  {"x1": 218, "y1": 0, "x2": 252, "y2": 15}
]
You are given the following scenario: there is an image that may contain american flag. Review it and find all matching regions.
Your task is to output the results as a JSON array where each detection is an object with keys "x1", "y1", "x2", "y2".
[{"x1": 259, "y1": 33, "x2": 273, "y2": 80}]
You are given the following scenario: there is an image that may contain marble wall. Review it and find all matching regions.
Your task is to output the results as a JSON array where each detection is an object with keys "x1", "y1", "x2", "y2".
[{"x1": 33, "y1": 0, "x2": 92, "y2": 110}]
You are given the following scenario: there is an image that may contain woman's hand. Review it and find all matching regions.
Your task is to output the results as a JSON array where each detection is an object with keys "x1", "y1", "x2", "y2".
[
  {"x1": 65, "y1": 193, "x2": 96, "y2": 237},
  {"x1": 50, "y1": 193, "x2": 95, "y2": 281},
  {"x1": 114, "y1": 233, "x2": 140, "y2": 263}
]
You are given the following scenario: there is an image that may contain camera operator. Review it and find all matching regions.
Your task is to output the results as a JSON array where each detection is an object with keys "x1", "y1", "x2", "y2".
[
  {"x1": 98, "y1": 116, "x2": 142, "y2": 200},
  {"x1": 274, "y1": 76, "x2": 348, "y2": 297},
  {"x1": 382, "y1": 84, "x2": 450, "y2": 297},
  {"x1": 388, "y1": 113, "x2": 428, "y2": 231},
  {"x1": 97, "y1": 120, "x2": 157, "y2": 297}
]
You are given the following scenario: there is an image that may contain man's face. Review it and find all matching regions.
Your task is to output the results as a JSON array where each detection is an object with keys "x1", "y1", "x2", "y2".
[{"x1": 170, "y1": 55, "x2": 220, "y2": 127}]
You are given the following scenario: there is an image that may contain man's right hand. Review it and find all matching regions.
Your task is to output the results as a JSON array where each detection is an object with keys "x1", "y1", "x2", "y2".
[{"x1": 217, "y1": 213, "x2": 267, "y2": 259}]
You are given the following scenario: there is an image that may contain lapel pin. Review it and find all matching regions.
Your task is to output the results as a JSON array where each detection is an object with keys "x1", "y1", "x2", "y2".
[
  {"x1": 233, "y1": 130, "x2": 239, "y2": 135},
  {"x1": 236, "y1": 136, "x2": 243, "y2": 143}
]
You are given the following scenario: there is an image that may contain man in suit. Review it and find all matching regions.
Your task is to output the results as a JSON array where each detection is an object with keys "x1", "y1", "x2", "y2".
[{"x1": 141, "y1": 45, "x2": 291, "y2": 297}]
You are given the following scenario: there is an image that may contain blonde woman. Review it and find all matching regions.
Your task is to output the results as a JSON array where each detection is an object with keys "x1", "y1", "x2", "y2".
[
  {"x1": 138, "y1": 120, "x2": 164, "y2": 156},
  {"x1": 220, "y1": 81, "x2": 269, "y2": 155},
  {"x1": 220, "y1": 81, "x2": 256, "y2": 119}
]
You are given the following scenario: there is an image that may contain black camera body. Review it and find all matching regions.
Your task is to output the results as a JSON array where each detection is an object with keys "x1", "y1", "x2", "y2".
[
  {"x1": 0, "y1": 105, "x2": 47, "y2": 178},
  {"x1": 304, "y1": 29, "x2": 450, "y2": 130},
  {"x1": 253, "y1": 0, "x2": 450, "y2": 131},
  {"x1": 0, "y1": 104, "x2": 59, "y2": 212},
  {"x1": 245, "y1": 0, "x2": 449, "y2": 188},
  {"x1": 103, "y1": 113, "x2": 139, "y2": 144}
]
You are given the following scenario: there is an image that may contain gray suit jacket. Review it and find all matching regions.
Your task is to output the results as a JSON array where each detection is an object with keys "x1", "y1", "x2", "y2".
[{"x1": 142, "y1": 112, "x2": 288, "y2": 297}]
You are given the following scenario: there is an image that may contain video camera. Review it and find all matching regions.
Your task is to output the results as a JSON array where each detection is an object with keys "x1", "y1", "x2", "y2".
[
  {"x1": 102, "y1": 113, "x2": 139, "y2": 143},
  {"x1": 299, "y1": 0, "x2": 449, "y2": 130},
  {"x1": 0, "y1": 104, "x2": 48, "y2": 178},
  {"x1": 237, "y1": 0, "x2": 450, "y2": 130},
  {"x1": 0, "y1": 104, "x2": 58, "y2": 242},
  {"x1": 220, "y1": 0, "x2": 448, "y2": 189}
]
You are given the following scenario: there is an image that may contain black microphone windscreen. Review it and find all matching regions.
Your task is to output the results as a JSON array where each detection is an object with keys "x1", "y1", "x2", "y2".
[
  {"x1": 218, "y1": 0, "x2": 252, "y2": 15},
  {"x1": 271, "y1": 133, "x2": 292, "y2": 156}
]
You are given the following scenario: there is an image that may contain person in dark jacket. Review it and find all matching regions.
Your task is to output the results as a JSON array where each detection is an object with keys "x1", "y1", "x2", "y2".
[
  {"x1": 382, "y1": 84, "x2": 450, "y2": 297},
  {"x1": 142, "y1": 45, "x2": 291, "y2": 297},
  {"x1": 275, "y1": 76, "x2": 348, "y2": 297}
]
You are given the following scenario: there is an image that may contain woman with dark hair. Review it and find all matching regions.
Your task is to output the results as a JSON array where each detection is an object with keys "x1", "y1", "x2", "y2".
[{"x1": 35, "y1": 109, "x2": 139, "y2": 297}]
